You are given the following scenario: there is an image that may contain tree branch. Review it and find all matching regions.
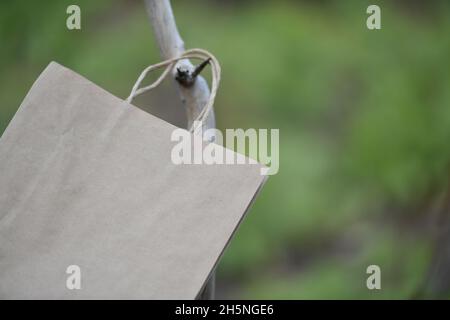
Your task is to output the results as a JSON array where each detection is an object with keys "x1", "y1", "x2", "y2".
[
  {"x1": 144, "y1": 0, "x2": 215, "y2": 141},
  {"x1": 144, "y1": 0, "x2": 216, "y2": 299}
]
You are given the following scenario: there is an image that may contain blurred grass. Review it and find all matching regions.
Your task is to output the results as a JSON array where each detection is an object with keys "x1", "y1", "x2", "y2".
[{"x1": 1, "y1": 0, "x2": 449, "y2": 299}]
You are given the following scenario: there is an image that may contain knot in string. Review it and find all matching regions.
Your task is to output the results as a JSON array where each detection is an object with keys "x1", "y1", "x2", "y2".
[{"x1": 126, "y1": 48, "x2": 221, "y2": 133}]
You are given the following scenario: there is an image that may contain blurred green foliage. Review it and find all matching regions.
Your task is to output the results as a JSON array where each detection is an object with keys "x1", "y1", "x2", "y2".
[{"x1": 1, "y1": 0, "x2": 449, "y2": 299}]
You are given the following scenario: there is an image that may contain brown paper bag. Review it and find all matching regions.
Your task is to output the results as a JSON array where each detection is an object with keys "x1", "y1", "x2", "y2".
[{"x1": 0, "y1": 60, "x2": 266, "y2": 299}]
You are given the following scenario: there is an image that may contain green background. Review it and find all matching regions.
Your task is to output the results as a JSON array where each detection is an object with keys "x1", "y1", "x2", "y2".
[{"x1": 1, "y1": 0, "x2": 449, "y2": 299}]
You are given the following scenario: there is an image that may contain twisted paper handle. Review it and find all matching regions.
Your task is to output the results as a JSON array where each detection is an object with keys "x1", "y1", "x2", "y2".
[{"x1": 126, "y1": 48, "x2": 221, "y2": 133}]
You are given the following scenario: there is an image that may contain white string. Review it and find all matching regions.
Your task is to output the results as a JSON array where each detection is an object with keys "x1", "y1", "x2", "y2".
[{"x1": 126, "y1": 48, "x2": 221, "y2": 133}]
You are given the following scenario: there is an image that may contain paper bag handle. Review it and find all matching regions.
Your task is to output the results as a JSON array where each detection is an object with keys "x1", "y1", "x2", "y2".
[{"x1": 126, "y1": 49, "x2": 221, "y2": 133}]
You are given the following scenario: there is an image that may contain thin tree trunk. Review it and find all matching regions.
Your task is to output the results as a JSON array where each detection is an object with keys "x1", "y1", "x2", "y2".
[
  {"x1": 418, "y1": 184, "x2": 450, "y2": 298},
  {"x1": 144, "y1": 0, "x2": 216, "y2": 299}
]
